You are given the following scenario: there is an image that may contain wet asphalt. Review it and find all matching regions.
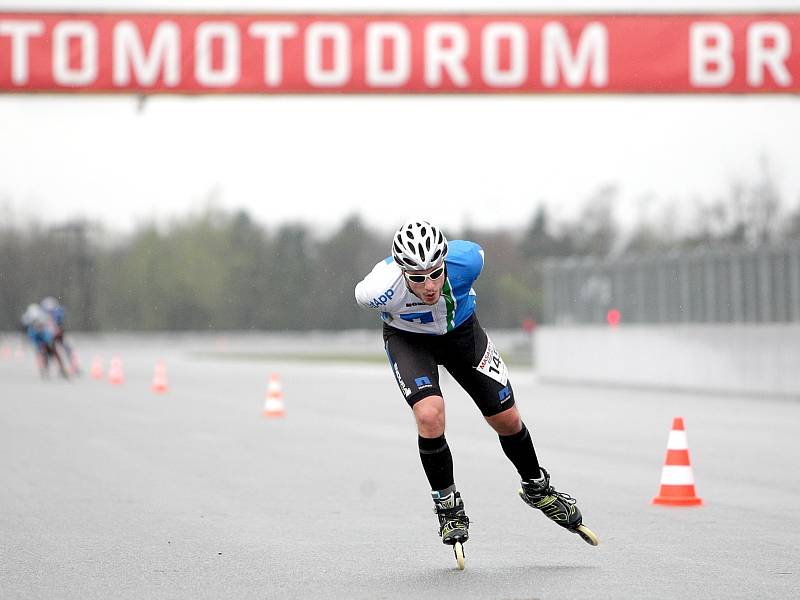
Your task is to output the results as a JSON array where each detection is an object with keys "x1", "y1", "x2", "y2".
[{"x1": 1, "y1": 334, "x2": 798, "y2": 599}]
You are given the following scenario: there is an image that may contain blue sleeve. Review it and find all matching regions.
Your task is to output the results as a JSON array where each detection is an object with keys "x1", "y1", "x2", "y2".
[{"x1": 446, "y1": 240, "x2": 484, "y2": 286}]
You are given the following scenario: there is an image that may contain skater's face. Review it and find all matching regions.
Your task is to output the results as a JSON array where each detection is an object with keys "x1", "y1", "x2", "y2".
[{"x1": 404, "y1": 263, "x2": 446, "y2": 305}]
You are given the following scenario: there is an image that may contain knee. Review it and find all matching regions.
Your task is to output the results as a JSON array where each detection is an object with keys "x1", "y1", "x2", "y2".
[
  {"x1": 413, "y1": 396, "x2": 445, "y2": 437},
  {"x1": 486, "y1": 407, "x2": 522, "y2": 436}
]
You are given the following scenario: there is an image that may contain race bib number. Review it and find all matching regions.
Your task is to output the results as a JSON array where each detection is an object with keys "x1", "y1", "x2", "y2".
[{"x1": 476, "y1": 336, "x2": 508, "y2": 386}]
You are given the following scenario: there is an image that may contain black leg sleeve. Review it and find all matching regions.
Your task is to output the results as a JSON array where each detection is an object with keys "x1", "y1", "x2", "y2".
[
  {"x1": 498, "y1": 422, "x2": 541, "y2": 481},
  {"x1": 418, "y1": 434, "x2": 455, "y2": 491}
]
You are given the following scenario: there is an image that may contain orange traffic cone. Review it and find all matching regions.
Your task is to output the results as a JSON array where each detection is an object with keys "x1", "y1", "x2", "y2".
[
  {"x1": 652, "y1": 417, "x2": 703, "y2": 506},
  {"x1": 262, "y1": 373, "x2": 286, "y2": 418},
  {"x1": 108, "y1": 356, "x2": 125, "y2": 385},
  {"x1": 152, "y1": 361, "x2": 169, "y2": 393},
  {"x1": 90, "y1": 357, "x2": 104, "y2": 380}
]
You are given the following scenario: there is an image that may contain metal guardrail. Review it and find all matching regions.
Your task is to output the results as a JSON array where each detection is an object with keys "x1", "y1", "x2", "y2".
[{"x1": 542, "y1": 242, "x2": 800, "y2": 324}]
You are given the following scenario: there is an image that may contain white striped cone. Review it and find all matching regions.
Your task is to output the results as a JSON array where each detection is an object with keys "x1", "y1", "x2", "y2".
[
  {"x1": 90, "y1": 357, "x2": 104, "y2": 380},
  {"x1": 151, "y1": 362, "x2": 169, "y2": 393},
  {"x1": 262, "y1": 373, "x2": 286, "y2": 418},
  {"x1": 652, "y1": 417, "x2": 703, "y2": 506},
  {"x1": 108, "y1": 357, "x2": 125, "y2": 385}
]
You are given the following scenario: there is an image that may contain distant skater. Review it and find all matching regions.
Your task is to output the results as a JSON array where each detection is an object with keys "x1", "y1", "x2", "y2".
[
  {"x1": 41, "y1": 296, "x2": 79, "y2": 375},
  {"x1": 21, "y1": 304, "x2": 69, "y2": 379}
]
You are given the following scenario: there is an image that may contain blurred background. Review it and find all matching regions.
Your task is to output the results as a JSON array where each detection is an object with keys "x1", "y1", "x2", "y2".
[
  {"x1": 3, "y1": 3, "x2": 800, "y2": 599},
  {"x1": 2, "y1": 0, "x2": 800, "y2": 390}
]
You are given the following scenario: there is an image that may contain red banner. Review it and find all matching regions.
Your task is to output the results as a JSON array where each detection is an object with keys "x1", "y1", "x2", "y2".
[{"x1": 1, "y1": 13, "x2": 798, "y2": 94}]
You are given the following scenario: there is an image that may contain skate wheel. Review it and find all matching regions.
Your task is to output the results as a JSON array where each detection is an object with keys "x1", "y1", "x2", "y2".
[
  {"x1": 453, "y1": 541, "x2": 465, "y2": 570},
  {"x1": 575, "y1": 524, "x2": 599, "y2": 546}
]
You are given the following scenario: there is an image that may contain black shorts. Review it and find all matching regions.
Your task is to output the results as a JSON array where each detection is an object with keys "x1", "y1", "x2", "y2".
[{"x1": 383, "y1": 313, "x2": 515, "y2": 417}]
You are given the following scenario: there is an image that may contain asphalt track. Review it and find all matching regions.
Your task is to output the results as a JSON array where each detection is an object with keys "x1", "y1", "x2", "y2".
[{"x1": 1, "y1": 334, "x2": 798, "y2": 599}]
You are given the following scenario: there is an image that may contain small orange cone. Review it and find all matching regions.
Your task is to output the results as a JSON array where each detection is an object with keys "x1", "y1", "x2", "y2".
[
  {"x1": 652, "y1": 417, "x2": 703, "y2": 506},
  {"x1": 90, "y1": 357, "x2": 104, "y2": 380},
  {"x1": 108, "y1": 356, "x2": 125, "y2": 385},
  {"x1": 152, "y1": 361, "x2": 169, "y2": 393},
  {"x1": 262, "y1": 373, "x2": 286, "y2": 418}
]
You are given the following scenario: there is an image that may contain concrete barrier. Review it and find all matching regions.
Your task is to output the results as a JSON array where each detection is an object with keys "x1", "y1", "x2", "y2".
[{"x1": 535, "y1": 324, "x2": 800, "y2": 398}]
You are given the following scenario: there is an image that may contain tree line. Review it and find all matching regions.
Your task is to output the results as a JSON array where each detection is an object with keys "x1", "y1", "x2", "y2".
[{"x1": 2, "y1": 172, "x2": 799, "y2": 332}]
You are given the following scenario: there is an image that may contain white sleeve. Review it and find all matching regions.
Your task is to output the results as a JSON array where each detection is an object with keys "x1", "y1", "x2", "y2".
[
  {"x1": 354, "y1": 277, "x2": 376, "y2": 309},
  {"x1": 354, "y1": 260, "x2": 401, "y2": 311}
]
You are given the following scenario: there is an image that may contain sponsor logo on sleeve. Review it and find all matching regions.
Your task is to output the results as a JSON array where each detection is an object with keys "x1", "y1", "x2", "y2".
[
  {"x1": 368, "y1": 288, "x2": 395, "y2": 308},
  {"x1": 393, "y1": 362, "x2": 412, "y2": 397},
  {"x1": 498, "y1": 386, "x2": 512, "y2": 403},
  {"x1": 415, "y1": 376, "x2": 433, "y2": 390}
]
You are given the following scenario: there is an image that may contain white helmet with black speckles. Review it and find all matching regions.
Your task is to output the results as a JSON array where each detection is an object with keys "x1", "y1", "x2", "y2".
[
  {"x1": 41, "y1": 296, "x2": 59, "y2": 311},
  {"x1": 391, "y1": 220, "x2": 448, "y2": 271}
]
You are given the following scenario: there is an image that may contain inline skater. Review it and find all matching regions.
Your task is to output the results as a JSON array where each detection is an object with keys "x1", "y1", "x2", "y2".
[
  {"x1": 354, "y1": 220, "x2": 597, "y2": 568},
  {"x1": 21, "y1": 303, "x2": 69, "y2": 379},
  {"x1": 41, "y1": 296, "x2": 79, "y2": 375}
]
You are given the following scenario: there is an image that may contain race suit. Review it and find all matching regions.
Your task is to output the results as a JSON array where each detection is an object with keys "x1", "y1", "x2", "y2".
[{"x1": 355, "y1": 240, "x2": 514, "y2": 416}]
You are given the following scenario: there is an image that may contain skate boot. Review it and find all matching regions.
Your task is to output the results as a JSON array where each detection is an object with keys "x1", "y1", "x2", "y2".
[
  {"x1": 432, "y1": 486, "x2": 469, "y2": 569},
  {"x1": 519, "y1": 467, "x2": 599, "y2": 546}
]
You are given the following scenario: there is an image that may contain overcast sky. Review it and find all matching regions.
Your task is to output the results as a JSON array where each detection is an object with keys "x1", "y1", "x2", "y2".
[{"x1": 1, "y1": 0, "x2": 799, "y2": 235}]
